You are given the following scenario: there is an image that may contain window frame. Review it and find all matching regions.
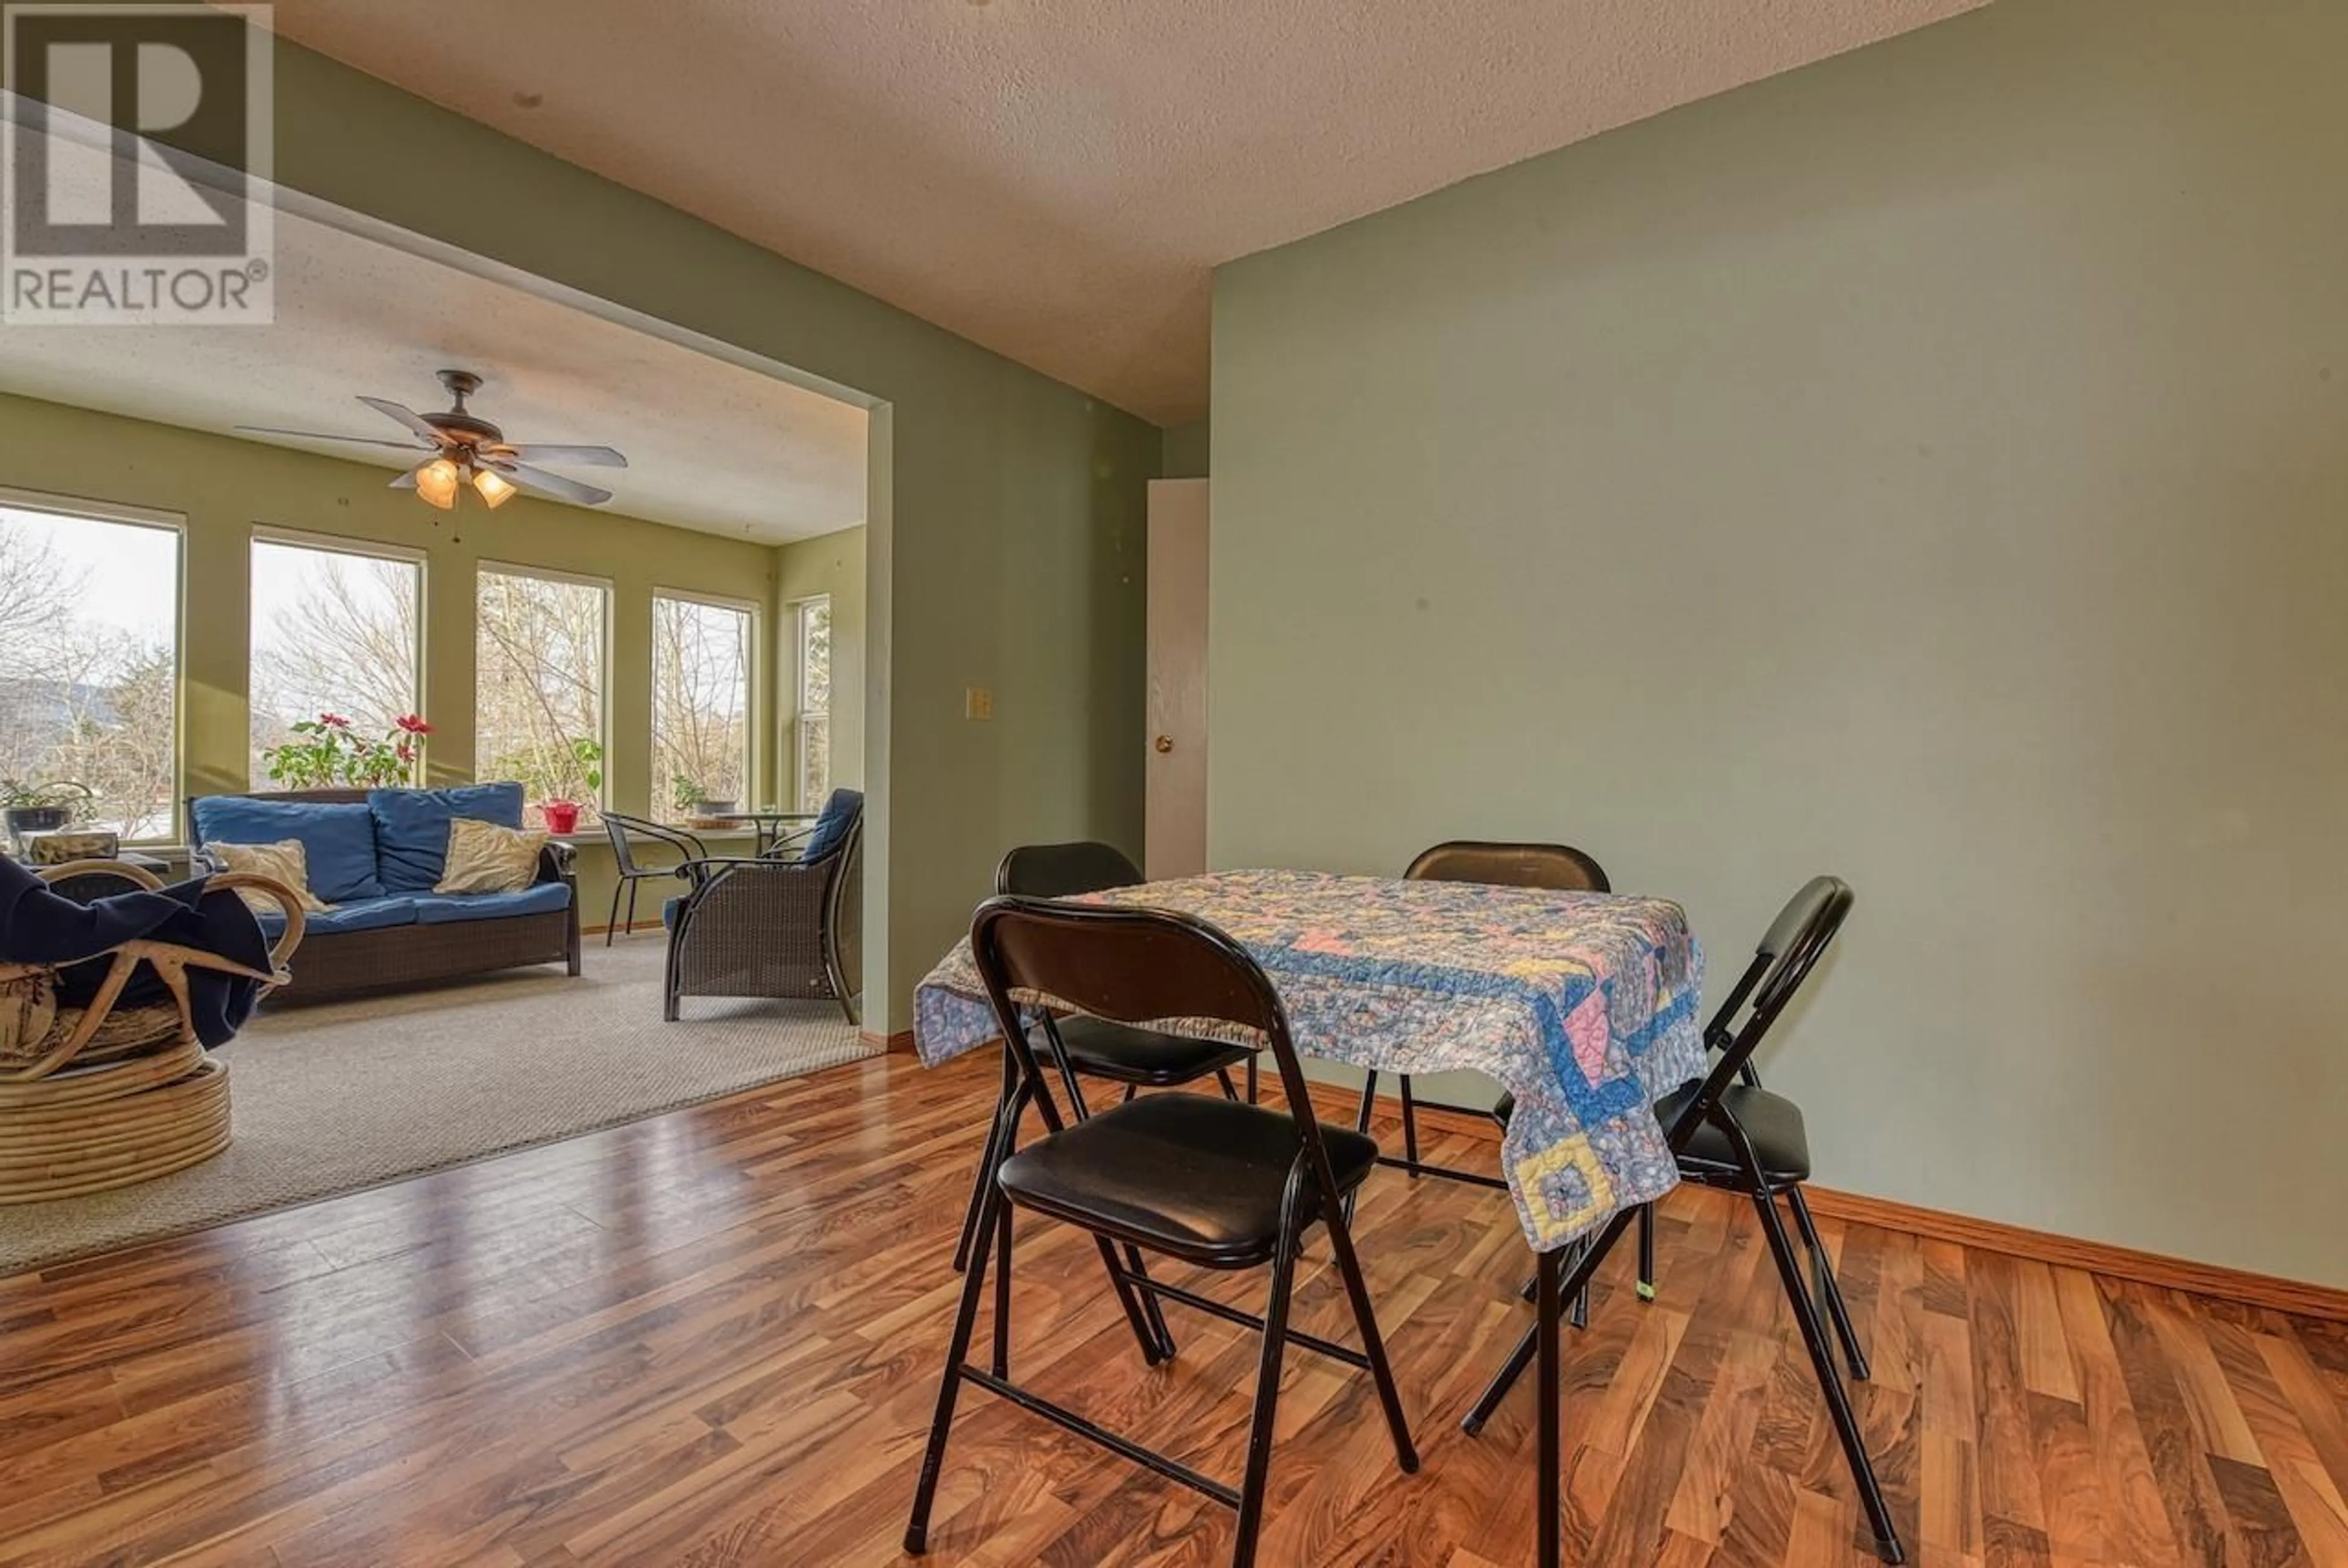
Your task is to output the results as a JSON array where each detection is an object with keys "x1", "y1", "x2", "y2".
[
  {"x1": 0, "y1": 485, "x2": 187, "y2": 845},
  {"x1": 246, "y1": 526, "x2": 428, "y2": 789},
  {"x1": 791, "y1": 593, "x2": 833, "y2": 813},
  {"x1": 649, "y1": 584, "x2": 761, "y2": 822},
  {"x1": 471, "y1": 559, "x2": 614, "y2": 815}
]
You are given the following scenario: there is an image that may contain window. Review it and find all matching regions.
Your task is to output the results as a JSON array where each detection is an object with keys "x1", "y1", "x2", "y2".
[
  {"x1": 474, "y1": 565, "x2": 608, "y2": 828},
  {"x1": 0, "y1": 495, "x2": 181, "y2": 841},
  {"x1": 249, "y1": 534, "x2": 423, "y2": 787},
  {"x1": 652, "y1": 592, "x2": 754, "y2": 822},
  {"x1": 793, "y1": 596, "x2": 832, "y2": 811}
]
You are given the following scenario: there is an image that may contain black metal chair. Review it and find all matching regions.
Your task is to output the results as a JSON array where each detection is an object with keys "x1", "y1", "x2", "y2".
[
  {"x1": 599, "y1": 812, "x2": 705, "y2": 946},
  {"x1": 1463, "y1": 875, "x2": 1903, "y2": 1564},
  {"x1": 948, "y1": 841, "x2": 1260, "y2": 1276},
  {"x1": 906, "y1": 896, "x2": 1419, "y2": 1568},
  {"x1": 1355, "y1": 841, "x2": 1612, "y2": 1187}
]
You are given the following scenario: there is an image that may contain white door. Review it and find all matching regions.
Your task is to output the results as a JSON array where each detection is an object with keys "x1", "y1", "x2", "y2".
[{"x1": 1146, "y1": 479, "x2": 1209, "y2": 879}]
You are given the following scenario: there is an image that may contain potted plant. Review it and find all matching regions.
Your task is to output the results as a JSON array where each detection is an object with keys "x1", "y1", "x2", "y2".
[
  {"x1": 262, "y1": 713, "x2": 433, "y2": 790},
  {"x1": 0, "y1": 779, "x2": 92, "y2": 849},
  {"x1": 541, "y1": 738, "x2": 604, "y2": 835}
]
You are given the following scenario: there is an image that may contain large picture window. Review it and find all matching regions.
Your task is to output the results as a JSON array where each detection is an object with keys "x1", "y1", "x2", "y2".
[
  {"x1": 0, "y1": 495, "x2": 180, "y2": 841},
  {"x1": 249, "y1": 534, "x2": 423, "y2": 787},
  {"x1": 793, "y1": 595, "x2": 832, "y2": 811},
  {"x1": 652, "y1": 592, "x2": 753, "y2": 823},
  {"x1": 475, "y1": 565, "x2": 608, "y2": 828}
]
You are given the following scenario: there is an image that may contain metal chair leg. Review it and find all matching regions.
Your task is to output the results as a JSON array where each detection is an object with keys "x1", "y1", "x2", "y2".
[
  {"x1": 951, "y1": 1095, "x2": 1008, "y2": 1275},
  {"x1": 1318, "y1": 1185, "x2": 1419, "y2": 1474},
  {"x1": 1229, "y1": 1210, "x2": 1301, "y2": 1568},
  {"x1": 905, "y1": 1158, "x2": 1004, "y2": 1555},
  {"x1": 1754, "y1": 1189, "x2": 1904, "y2": 1562},
  {"x1": 1787, "y1": 1185, "x2": 1869, "y2": 1380},
  {"x1": 604, "y1": 879, "x2": 622, "y2": 946},
  {"x1": 1398, "y1": 1075, "x2": 1421, "y2": 1177},
  {"x1": 1345, "y1": 1071, "x2": 1379, "y2": 1226},
  {"x1": 1637, "y1": 1202, "x2": 1658, "y2": 1302},
  {"x1": 992, "y1": 1121, "x2": 1017, "y2": 1378},
  {"x1": 1464, "y1": 1207, "x2": 1639, "y2": 1435},
  {"x1": 1246, "y1": 1055, "x2": 1258, "y2": 1103},
  {"x1": 1216, "y1": 1067, "x2": 1241, "y2": 1102}
]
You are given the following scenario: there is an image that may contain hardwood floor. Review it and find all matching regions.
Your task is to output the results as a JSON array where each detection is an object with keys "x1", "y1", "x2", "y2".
[{"x1": 5, "y1": 1050, "x2": 2346, "y2": 1567}]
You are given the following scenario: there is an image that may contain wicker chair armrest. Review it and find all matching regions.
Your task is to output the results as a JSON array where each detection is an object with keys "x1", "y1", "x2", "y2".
[
  {"x1": 203, "y1": 872, "x2": 308, "y2": 971},
  {"x1": 37, "y1": 858, "x2": 167, "y2": 892}
]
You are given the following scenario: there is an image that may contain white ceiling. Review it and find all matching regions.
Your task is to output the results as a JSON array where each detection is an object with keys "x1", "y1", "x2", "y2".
[
  {"x1": 0, "y1": 177, "x2": 869, "y2": 545},
  {"x1": 271, "y1": 0, "x2": 1990, "y2": 425}
]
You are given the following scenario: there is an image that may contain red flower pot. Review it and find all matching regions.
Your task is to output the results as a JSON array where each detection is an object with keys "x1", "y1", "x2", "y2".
[{"x1": 542, "y1": 800, "x2": 581, "y2": 835}]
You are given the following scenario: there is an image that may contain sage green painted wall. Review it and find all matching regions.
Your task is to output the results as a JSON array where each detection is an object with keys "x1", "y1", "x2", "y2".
[
  {"x1": 226, "y1": 35, "x2": 1154, "y2": 1032},
  {"x1": 776, "y1": 526, "x2": 867, "y2": 797},
  {"x1": 0, "y1": 389, "x2": 778, "y2": 930},
  {"x1": 1161, "y1": 421, "x2": 1211, "y2": 480},
  {"x1": 1210, "y1": 0, "x2": 2348, "y2": 1286}
]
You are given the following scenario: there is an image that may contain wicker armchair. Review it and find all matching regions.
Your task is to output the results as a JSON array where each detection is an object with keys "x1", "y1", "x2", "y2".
[
  {"x1": 0, "y1": 861, "x2": 303, "y2": 1204},
  {"x1": 663, "y1": 808, "x2": 862, "y2": 1025}
]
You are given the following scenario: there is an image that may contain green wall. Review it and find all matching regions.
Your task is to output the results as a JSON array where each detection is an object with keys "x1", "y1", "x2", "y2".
[
  {"x1": 0, "y1": 390, "x2": 780, "y2": 929},
  {"x1": 226, "y1": 35, "x2": 1157, "y2": 1032},
  {"x1": 1211, "y1": 0, "x2": 2348, "y2": 1286},
  {"x1": 1161, "y1": 421, "x2": 1211, "y2": 480}
]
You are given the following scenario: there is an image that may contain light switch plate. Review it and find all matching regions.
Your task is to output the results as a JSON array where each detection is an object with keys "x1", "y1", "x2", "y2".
[{"x1": 965, "y1": 685, "x2": 994, "y2": 721}]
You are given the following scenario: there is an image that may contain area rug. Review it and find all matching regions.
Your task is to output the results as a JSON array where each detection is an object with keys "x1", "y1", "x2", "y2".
[{"x1": 0, "y1": 938, "x2": 874, "y2": 1275}]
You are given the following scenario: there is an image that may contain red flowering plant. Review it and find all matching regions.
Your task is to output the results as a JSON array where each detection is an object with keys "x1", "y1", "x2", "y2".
[{"x1": 263, "y1": 712, "x2": 432, "y2": 789}]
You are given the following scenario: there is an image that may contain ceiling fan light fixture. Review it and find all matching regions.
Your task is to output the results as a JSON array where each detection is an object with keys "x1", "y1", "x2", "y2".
[
  {"x1": 473, "y1": 466, "x2": 517, "y2": 509},
  {"x1": 415, "y1": 457, "x2": 462, "y2": 510}
]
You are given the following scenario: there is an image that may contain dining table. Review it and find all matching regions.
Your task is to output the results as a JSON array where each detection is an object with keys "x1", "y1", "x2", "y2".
[{"x1": 913, "y1": 867, "x2": 1708, "y2": 1568}]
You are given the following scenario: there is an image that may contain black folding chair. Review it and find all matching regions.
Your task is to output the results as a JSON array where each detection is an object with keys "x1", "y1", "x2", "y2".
[
  {"x1": 1354, "y1": 840, "x2": 1612, "y2": 1187},
  {"x1": 1461, "y1": 875, "x2": 1903, "y2": 1566},
  {"x1": 906, "y1": 896, "x2": 1419, "y2": 1568},
  {"x1": 948, "y1": 841, "x2": 1259, "y2": 1278},
  {"x1": 599, "y1": 812, "x2": 704, "y2": 945}
]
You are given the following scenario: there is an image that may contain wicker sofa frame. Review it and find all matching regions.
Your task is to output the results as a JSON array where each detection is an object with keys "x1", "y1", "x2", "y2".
[
  {"x1": 188, "y1": 788, "x2": 581, "y2": 1005},
  {"x1": 665, "y1": 812, "x2": 862, "y2": 1025}
]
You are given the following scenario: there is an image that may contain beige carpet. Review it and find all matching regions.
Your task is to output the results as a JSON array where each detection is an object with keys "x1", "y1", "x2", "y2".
[{"x1": 0, "y1": 938, "x2": 874, "y2": 1275}]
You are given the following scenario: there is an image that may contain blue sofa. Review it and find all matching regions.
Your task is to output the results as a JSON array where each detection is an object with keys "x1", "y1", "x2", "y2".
[{"x1": 188, "y1": 783, "x2": 580, "y2": 1003}]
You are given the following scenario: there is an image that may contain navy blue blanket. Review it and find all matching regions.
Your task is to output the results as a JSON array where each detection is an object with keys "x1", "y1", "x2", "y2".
[{"x1": 0, "y1": 859, "x2": 275, "y2": 1048}]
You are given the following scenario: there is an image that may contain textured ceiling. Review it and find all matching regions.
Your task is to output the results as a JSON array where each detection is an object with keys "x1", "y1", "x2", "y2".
[
  {"x1": 270, "y1": 1, "x2": 1990, "y2": 427},
  {"x1": 0, "y1": 159, "x2": 868, "y2": 544}
]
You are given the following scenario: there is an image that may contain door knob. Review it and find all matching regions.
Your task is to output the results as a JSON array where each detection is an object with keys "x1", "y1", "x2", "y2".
[{"x1": 1154, "y1": 735, "x2": 1175, "y2": 754}]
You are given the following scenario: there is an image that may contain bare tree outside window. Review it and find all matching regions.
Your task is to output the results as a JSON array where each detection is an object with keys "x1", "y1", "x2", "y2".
[
  {"x1": 652, "y1": 595, "x2": 753, "y2": 822},
  {"x1": 0, "y1": 505, "x2": 180, "y2": 841},
  {"x1": 249, "y1": 539, "x2": 421, "y2": 785},
  {"x1": 476, "y1": 567, "x2": 608, "y2": 828},
  {"x1": 795, "y1": 596, "x2": 831, "y2": 811}
]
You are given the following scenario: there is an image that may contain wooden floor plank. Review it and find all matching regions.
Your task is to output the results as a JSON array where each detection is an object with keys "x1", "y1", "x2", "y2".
[{"x1": 5, "y1": 1051, "x2": 2344, "y2": 1566}]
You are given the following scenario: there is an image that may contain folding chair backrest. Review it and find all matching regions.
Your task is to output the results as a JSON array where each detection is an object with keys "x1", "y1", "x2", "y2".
[
  {"x1": 969, "y1": 895, "x2": 1343, "y2": 1183},
  {"x1": 1665, "y1": 875, "x2": 1853, "y2": 1154},
  {"x1": 995, "y1": 841, "x2": 1144, "y2": 899},
  {"x1": 1403, "y1": 841, "x2": 1611, "y2": 893}
]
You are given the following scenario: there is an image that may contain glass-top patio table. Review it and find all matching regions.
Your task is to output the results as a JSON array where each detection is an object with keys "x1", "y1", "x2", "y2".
[{"x1": 914, "y1": 869, "x2": 1708, "y2": 1568}]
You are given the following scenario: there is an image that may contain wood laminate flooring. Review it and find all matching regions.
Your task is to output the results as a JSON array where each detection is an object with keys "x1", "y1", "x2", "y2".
[{"x1": 5, "y1": 1051, "x2": 2346, "y2": 1566}]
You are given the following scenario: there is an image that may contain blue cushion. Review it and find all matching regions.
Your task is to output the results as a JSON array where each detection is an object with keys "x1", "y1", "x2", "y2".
[
  {"x1": 254, "y1": 895, "x2": 417, "y2": 939},
  {"x1": 191, "y1": 796, "x2": 383, "y2": 904},
  {"x1": 662, "y1": 894, "x2": 684, "y2": 930},
  {"x1": 800, "y1": 788, "x2": 862, "y2": 864},
  {"x1": 369, "y1": 784, "x2": 526, "y2": 893},
  {"x1": 408, "y1": 882, "x2": 572, "y2": 926}
]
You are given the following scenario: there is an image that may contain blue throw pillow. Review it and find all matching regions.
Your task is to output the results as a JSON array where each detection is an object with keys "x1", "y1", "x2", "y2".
[
  {"x1": 190, "y1": 796, "x2": 383, "y2": 904},
  {"x1": 800, "y1": 787, "x2": 862, "y2": 864},
  {"x1": 368, "y1": 783, "x2": 526, "y2": 892}
]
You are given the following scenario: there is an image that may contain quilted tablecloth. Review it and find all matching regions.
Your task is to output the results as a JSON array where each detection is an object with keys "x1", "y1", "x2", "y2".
[{"x1": 912, "y1": 869, "x2": 1707, "y2": 1253}]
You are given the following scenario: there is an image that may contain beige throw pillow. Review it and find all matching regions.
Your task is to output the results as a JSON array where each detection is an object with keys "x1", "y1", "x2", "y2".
[
  {"x1": 436, "y1": 818, "x2": 548, "y2": 895},
  {"x1": 209, "y1": 839, "x2": 332, "y2": 914}
]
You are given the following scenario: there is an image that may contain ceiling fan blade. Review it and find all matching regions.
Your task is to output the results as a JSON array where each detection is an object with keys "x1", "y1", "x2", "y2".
[
  {"x1": 388, "y1": 470, "x2": 417, "y2": 490},
  {"x1": 235, "y1": 424, "x2": 430, "y2": 451},
  {"x1": 498, "y1": 443, "x2": 628, "y2": 469},
  {"x1": 487, "y1": 460, "x2": 613, "y2": 507},
  {"x1": 356, "y1": 396, "x2": 445, "y2": 444}
]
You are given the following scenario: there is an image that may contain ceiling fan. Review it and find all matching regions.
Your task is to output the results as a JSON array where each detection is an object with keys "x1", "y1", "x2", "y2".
[{"x1": 237, "y1": 369, "x2": 629, "y2": 511}]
